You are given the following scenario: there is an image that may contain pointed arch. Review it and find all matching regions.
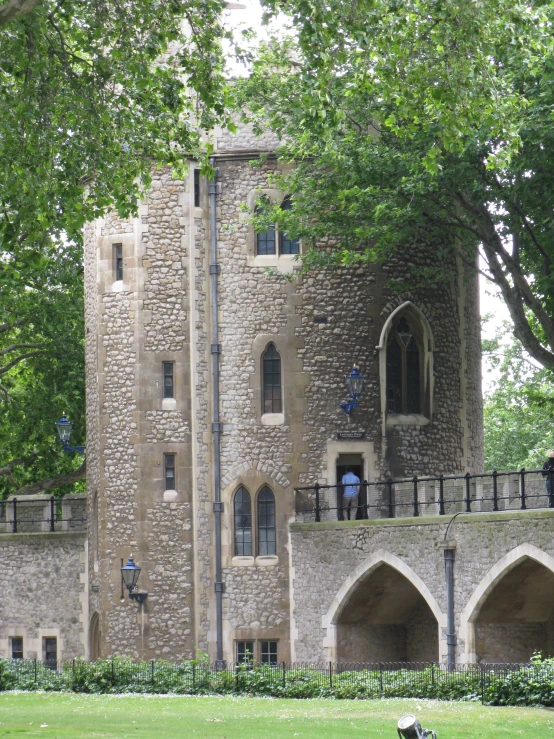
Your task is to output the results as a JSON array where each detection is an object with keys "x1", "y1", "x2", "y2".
[
  {"x1": 233, "y1": 486, "x2": 252, "y2": 556},
  {"x1": 89, "y1": 612, "x2": 101, "y2": 661},
  {"x1": 322, "y1": 549, "x2": 446, "y2": 662},
  {"x1": 377, "y1": 301, "x2": 434, "y2": 432},
  {"x1": 257, "y1": 485, "x2": 276, "y2": 555},
  {"x1": 262, "y1": 343, "x2": 282, "y2": 415},
  {"x1": 459, "y1": 544, "x2": 554, "y2": 662}
]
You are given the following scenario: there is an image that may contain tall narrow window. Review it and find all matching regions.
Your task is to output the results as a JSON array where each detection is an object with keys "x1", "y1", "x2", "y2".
[
  {"x1": 260, "y1": 641, "x2": 278, "y2": 665},
  {"x1": 44, "y1": 637, "x2": 57, "y2": 667},
  {"x1": 194, "y1": 169, "x2": 201, "y2": 207},
  {"x1": 255, "y1": 198, "x2": 276, "y2": 255},
  {"x1": 257, "y1": 486, "x2": 276, "y2": 556},
  {"x1": 164, "y1": 454, "x2": 176, "y2": 490},
  {"x1": 280, "y1": 196, "x2": 299, "y2": 255},
  {"x1": 11, "y1": 637, "x2": 23, "y2": 660},
  {"x1": 114, "y1": 243, "x2": 123, "y2": 281},
  {"x1": 386, "y1": 317, "x2": 422, "y2": 415},
  {"x1": 262, "y1": 344, "x2": 282, "y2": 414},
  {"x1": 163, "y1": 362, "x2": 174, "y2": 399},
  {"x1": 234, "y1": 486, "x2": 252, "y2": 556}
]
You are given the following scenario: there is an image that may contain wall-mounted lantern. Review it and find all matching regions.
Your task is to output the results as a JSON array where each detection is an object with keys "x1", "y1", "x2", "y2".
[
  {"x1": 340, "y1": 366, "x2": 365, "y2": 415},
  {"x1": 55, "y1": 413, "x2": 86, "y2": 455},
  {"x1": 121, "y1": 556, "x2": 148, "y2": 605}
]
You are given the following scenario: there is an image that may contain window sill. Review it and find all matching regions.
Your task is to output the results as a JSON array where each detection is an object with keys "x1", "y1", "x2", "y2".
[
  {"x1": 231, "y1": 556, "x2": 255, "y2": 567},
  {"x1": 255, "y1": 555, "x2": 278, "y2": 567},
  {"x1": 261, "y1": 413, "x2": 284, "y2": 426},
  {"x1": 111, "y1": 280, "x2": 127, "y2": 293},
  {"x1": 386, "y1": 414, "x2": 430, "y2": 428},
  {"x1": 248, "y1": 254, "x2": 299, "y2": 273},
  {"x1": 161, "y1": 398, "x2": 177, "y2": 411},
  {"x1": 163, "y1": 489, "x2": 178, "y2": 502}
]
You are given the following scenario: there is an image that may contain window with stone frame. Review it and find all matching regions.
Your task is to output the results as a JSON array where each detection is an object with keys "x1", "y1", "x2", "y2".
[
  {"x1": 260, "y1": 640, "x2": 278, "y2": 665},
  {"x1": 164, "y1": 453, "x2": 176, "y2": 491},
  {"x1": 163, "y1": 362, "x2": 174, "y2": 399},
  {"x1": 279, "y1": 196, "x2": 299, "y2": 255},
  {"x1": 255, "y1": 197, "x2": 276, "y2": 255},
  {"x1": 11, "y1": 636, "x2": 23, "y2": 660},
  {"x1": 113, "y1": 243, "x2": 123, "y2": 281},
  {"x1": 234, "y1": 486, "x2": 252, "y2": 556},
  {"x1": 44, "y1": 637, "x2": 57, "y2": 667},
  {"x1": 386, "y1": 316, "x2": 422, "y2": 415},
  {"x1": 262, "y1": 344, "x2": 282, "y2": 414},
  {"x1": 257, "y1": 486, "x2": 276, "y2": 556},
  {"x1": 235, "y1": 640, "x2": 255, "y2": 665}
]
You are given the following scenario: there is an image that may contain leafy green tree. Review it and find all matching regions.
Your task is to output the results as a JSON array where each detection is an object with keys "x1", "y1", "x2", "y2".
[
  {"x1": 483, "y1": 324, "x2": 554, "y2": 471},
  {"x1": 240, "y1": 0, "x2": 554, "y2": 371}
]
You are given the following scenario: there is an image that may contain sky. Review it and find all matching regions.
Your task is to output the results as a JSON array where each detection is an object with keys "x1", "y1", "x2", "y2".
[{"x1": 224, "y1": 0, "x2": 513, "y2": 394}]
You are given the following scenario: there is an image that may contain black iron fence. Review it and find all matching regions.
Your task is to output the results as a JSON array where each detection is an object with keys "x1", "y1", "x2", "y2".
[
  {"x1": 295, "y1": 468, "x2": 554, "y2": 522},
  {"x1": 1, "y1": 658, "x2": 553, "y2": 705},
  {"x1": 0, "y1": 496, "x2": 87, "y2": 534}
]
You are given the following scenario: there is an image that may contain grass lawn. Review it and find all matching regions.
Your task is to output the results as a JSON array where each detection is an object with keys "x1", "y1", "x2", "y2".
[{"x1": 0, "y1": 693, "x2": 553, "y2": 738}]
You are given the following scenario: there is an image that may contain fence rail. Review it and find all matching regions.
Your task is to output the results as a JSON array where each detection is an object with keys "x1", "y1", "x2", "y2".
[
  {"x1": 0, "y1": 496, "x2": 86, "y2": 534},
  {"x1": 1, "y1": 658, "x2": 553, "y2": 705},
  {"x1": 295, "y1": 468, "x2": 554, "y2": 522}
]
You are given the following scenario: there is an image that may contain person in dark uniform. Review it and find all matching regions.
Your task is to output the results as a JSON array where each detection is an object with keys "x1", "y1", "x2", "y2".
[{"x1": 542, "y1": 450, "x2": 554, "y2": 499}]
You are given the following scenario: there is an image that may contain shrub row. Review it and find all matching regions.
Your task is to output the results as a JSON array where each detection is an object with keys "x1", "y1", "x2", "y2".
[{"x1": 2, "y1": 657, "x2": 554, "y2": 705}]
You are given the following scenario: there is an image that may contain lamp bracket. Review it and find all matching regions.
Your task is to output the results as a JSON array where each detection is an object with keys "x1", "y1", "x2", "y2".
[
  {"x1": 129, "y1": 592, "x2": 148, "y2": 604},
  {"x1": 340, "y1": 397, "x2": 359, "y2": 415},
  {"x1": 61, "y1": 442, "x2": 86, "y2": 455}
]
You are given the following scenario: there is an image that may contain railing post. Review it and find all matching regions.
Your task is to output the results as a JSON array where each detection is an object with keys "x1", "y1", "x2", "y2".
[
  {"x1": 438, "y1": 475, "x2": 445, "y2": 515},
  {"x1": 362, "y1": 480, "x2": 368, "y2": 519},
  {"x1": 492, "y1": 470, "x2": 499, "y2": 512},
  {"x1": 413, "y1": 476, "x2": 419, "y2": 517},
  {"x1": 50, "y1": 496, "x2": 55, "y2": 532},
  {"x1": 387, "y1": 479, "x2": 394, "y2": 518},
  {"x1": 282, "y1": 661, "x2": 286, "y2": 689},
  {"x1": 314, "y1": 482, "x2": 321, "y2": 523},
  {"x1": 329, "y1": 661, "x2": 333, "y2": 689},
  {"x1": 12, "y1": 497, "x2": 17, "y2": 534},
  {"x1": 520, "y1": 468, "x2": 526, "y2": 510},
  {"x1": 337, "y1": 483, "x2": 344, "y2": 521},
  {"x1": 550, "y1": 468, "x2": 554, "y2": 508},
  {"x1": 465, "y1": 473, "x2": 471, "y2": 513}
]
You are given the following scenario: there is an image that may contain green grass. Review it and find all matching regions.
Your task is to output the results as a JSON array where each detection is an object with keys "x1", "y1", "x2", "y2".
[{"x1": 0, "y1": 693, "x2": 553, "y2": 738}]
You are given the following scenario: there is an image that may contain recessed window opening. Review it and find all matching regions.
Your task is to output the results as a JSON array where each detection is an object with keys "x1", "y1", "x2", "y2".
[
  {"x1": 164, "y1": 454, "x2": 176, "y2": 491},
  {"x1": 114, "y1": 243, "x2": 123, "y2": 281},
  {"x1": 386, "y1": 316, "x2": 422, "y2": 415},
  {"x1": 44, "y1": 637, "x2": 57, "y2": 667},
  {"x1": 194, "y1": 169, "x2": 201, "y2": 208},
  {"x1": 163, "y1": 362, "x2": 174, "y2": 399},
  {"x1": 280, "y1": 196, "x2": 299, "y2": 255},
  {"x1": 260, "y1": 640, "x2": 278, "y2": 665},
  {"x1": 262, "y1": 344, "x2": 282, "y2": 414},
  {"x1": 11, "y1": 637, "x2": 23, "y2": 660},
  {"x1": 234, "y1": 486, "x2": 252, "y2": 556},
  {"x1": 255, "y1": 197, "x2": 276, "y2": 255},
  {"x1": 236, "y1": 640, "x2": 255, "y2": 665},
  {"x1": 257, "y1": 486, "x2": 276, "y2": 556}
]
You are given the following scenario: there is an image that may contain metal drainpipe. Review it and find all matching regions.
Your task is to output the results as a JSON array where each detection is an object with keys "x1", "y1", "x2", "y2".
[
  {"x1": 444, "y1": 546, "x2": 456, "y2": 670},
  {"x1": 208, "y1": 158, "x2": 225, "y2": 668}
]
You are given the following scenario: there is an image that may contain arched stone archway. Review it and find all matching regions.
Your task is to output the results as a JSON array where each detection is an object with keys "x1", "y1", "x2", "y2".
[
  {"x1": 89, "y1": 612, "x2": 101, "y2": 662},
  {"x1": 460, "y1": 545, "x2": 554, "y2": 663},
  {"x1": 323, "y1": 550, "x2": 445, "y2": 663}
]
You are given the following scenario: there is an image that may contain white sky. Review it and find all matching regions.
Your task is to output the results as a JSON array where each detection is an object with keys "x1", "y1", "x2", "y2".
[{"x1": 225, "y1": 2, "x2": 512, "y2": 394}]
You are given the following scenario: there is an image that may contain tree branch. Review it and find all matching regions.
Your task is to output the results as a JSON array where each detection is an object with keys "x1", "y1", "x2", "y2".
[
  {"x1": 0, "y1": 350, "x2": 43, "y2": 376},
  {"x1": 0, "y1": 318, "x2": 25, "y2": 335},
  {"x1": 0, "y1": 0, "x2": 43, "y2": 27},
  {"x1": 14, "y1": 459, "x2": 86, "y2": 496},
  {"x1": 0, "y1": 342, "x2": 43, "y2": 357}
]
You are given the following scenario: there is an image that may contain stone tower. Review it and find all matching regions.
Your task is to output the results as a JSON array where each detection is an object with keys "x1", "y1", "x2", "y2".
[{"x1": 84, "y1": 123, "x2": 483, "y2": 663}]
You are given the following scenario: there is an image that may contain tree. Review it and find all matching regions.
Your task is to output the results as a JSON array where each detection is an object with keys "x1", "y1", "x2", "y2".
[
  {"x1": 240, "y1": 0, "x2": 554, "y2": 371},
  {"x1": 483, "y1": 323, "x2": 554, "y2": 471},
  {"x1": 0, "y1": 0, "x2": 235, "y2": 495}
]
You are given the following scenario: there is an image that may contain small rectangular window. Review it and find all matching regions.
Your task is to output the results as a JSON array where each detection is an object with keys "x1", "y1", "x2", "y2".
[
  {"x1": 260, "y1": 641, "x2": 278, "y2": 665},
  {"x1": 11, "y1": 637, "x2": 23, "y2": 660},
  {"x1": 164, "y1": 454, "x2": 175, "y2": 491},
  {"x1": 44, "y1": 637, "x2": 57, "y2": 667},
  {"x1": 236, "y1": 641, "x2": 255, "y2": 665},
  {"x1": 163, "y1": 362, "x2": 174, "y2": 399},
  {"x1": 114, "y1": 243, "x2": 123, "y2": 281},
  {"x1": 194, "y1": 169, "x2": 201, "y2": 208}
]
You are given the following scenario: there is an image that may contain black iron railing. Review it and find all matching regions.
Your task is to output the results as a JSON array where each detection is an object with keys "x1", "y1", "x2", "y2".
[
  {"x1": 295, "y1": 468, "x2": 554, "y2": 522},
  {"x1": 0, "y1": 496, "x2": 87, "y2": 534},
  {"x1": 0, "y1": 658, "x2": 551, "y2": 705}
]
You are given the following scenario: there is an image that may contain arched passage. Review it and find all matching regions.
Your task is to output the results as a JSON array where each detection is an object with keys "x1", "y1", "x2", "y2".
[
  {"x1": 89, "y1": 612, "x2": 101, "y2": 661},
  {"x1": 325, "y1": 550, "x2": 444, "y2": 663},
  {"x1": 461, "y1": 545, "x2": 554, "y2": 663}
]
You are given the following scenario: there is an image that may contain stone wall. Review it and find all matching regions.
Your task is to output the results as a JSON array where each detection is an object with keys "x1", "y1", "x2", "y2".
[{"x1": 0, "y1": 532, "x2": 87, "y2": 660}]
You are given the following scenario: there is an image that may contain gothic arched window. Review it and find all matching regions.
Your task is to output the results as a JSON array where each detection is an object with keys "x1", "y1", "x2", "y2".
[
  {"x1": 255, "y1": 198, "x2": 276, "y2": 256},
  {"x1": 262, "y1": 344, "x2": 282, "y2": 414},
  {"x1": 386, "y1": 317, "x2": 422, "y2": 415},
  {"x1": 280, "y1": 196, "x2": 299, "y2": 255},
  {"x1": 234, "y1": 486, "x2": 252, "y2": 556},
  {"x1": 257, "y1": 486, "x2": 276, "y2": 556}
]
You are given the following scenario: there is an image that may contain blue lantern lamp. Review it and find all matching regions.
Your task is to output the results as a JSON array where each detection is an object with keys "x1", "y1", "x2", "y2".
[
  {"x1": 340, "y1": 366, "x2": 365, "y2": 415},
  {"x1": 121, "y1": 556, "x2": 148, "y2": 604},
  {"x1": 55, "y1": 413, "x2": 86, "y2": 455}
]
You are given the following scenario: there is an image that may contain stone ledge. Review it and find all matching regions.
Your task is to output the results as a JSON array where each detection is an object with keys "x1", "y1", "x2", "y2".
[
  {"x1": 0, "y1": 531, "x2": 87, "y2": 543},
  {"x1": 290, "y1": 508, "x2": 554, "y2": 532}
]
